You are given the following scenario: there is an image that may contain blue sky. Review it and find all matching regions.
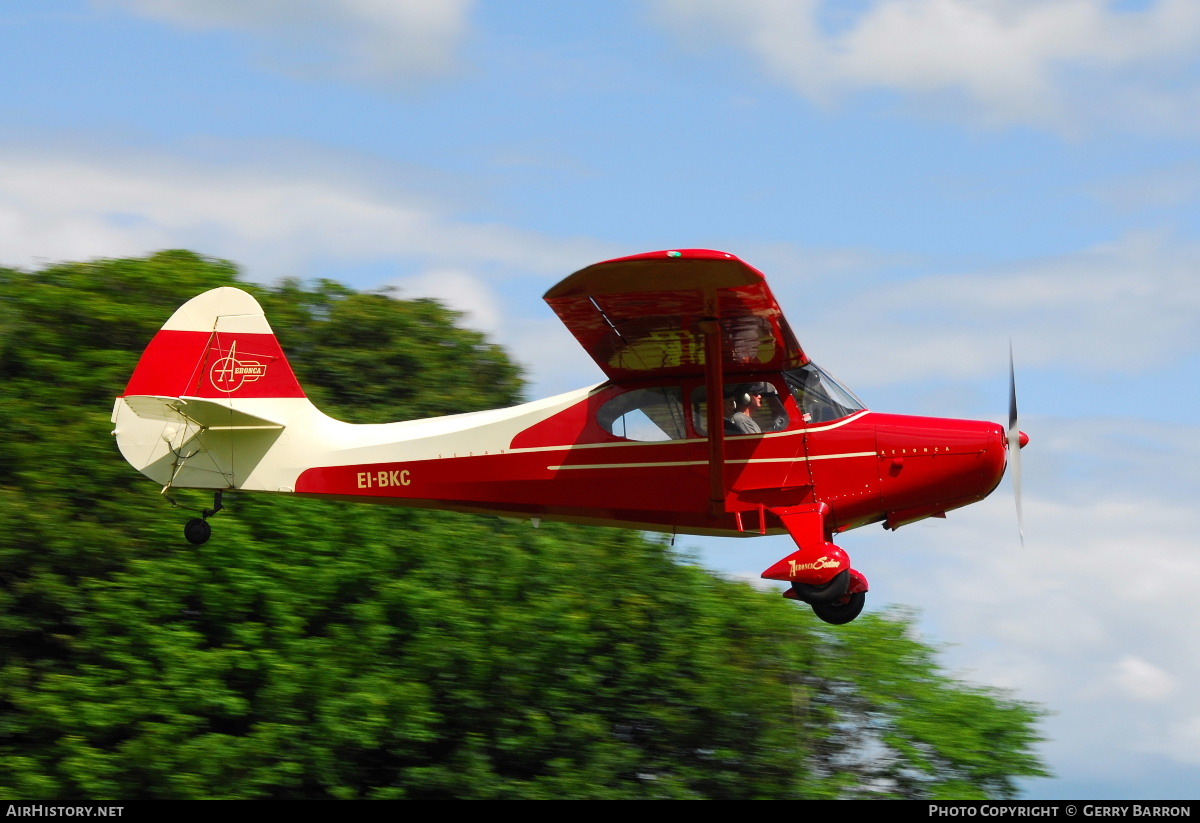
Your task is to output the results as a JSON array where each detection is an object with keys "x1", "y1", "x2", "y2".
[{"x1": 5, "y1": 0, "x2": 1200, "y2": 800}]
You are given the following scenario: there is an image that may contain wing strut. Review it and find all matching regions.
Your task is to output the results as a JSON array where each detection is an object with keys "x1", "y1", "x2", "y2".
[{"x1": 699, "y1": 290, "x2": 726, "y2": 517}]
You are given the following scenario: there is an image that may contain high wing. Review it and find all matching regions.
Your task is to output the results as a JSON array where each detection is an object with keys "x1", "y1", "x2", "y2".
[{"x1": 544, "y1": 249, "x2": 807, "y2": 380}]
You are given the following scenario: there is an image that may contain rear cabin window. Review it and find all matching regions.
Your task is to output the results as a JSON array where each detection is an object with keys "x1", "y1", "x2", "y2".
[{"x1": 597, "y1": 386, "x2": 687, "y2": 442}]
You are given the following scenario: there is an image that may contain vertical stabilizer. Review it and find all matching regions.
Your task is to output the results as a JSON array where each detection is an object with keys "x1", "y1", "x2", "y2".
[
  {"x1": 122, "y1": 286, "x2": 305, "y2": 400},
  {"x1": 112, "y1": 287, "x2": 312, "y2": 491}
]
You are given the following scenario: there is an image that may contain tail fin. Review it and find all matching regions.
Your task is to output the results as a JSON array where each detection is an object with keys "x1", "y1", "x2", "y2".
[
  {"x1": 112, "y1": 287, "x2": 312, "y2": 492},
  {"x1": 123, "y1": 286, "x2": 304, "y2": 400}
]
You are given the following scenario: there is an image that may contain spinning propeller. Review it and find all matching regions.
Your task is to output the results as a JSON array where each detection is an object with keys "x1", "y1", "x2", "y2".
[{"x1": 1007, "y1": 342, "x2": 1028, "y2": 545}]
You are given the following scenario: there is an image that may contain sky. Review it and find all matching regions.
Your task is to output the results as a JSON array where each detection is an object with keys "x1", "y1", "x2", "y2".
[{"x1": 3, "y1": 0, "x2": 1199, "y2": 800}]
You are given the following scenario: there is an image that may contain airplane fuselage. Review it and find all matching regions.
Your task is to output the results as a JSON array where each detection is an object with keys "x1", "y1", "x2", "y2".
[
  {"x1": 112, "y1": 250, "x2": 1022, "y2": 625},
  {"x1": 284, "y1": 376, "x2": 1009, "y2": 540}
]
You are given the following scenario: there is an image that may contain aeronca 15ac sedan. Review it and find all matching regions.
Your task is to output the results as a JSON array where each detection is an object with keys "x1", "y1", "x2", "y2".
[{"x1": 112, "y1": 249, "x2": 1027, "y2": 624}]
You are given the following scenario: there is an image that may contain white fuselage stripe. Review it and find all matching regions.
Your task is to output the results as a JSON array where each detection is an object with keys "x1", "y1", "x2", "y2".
[
  {"x1": 546, "y1": 451, "x2": 878, "y2": 471},
  {"x1": 510, "y1": 409, "x2": 872, "y2": 456}
]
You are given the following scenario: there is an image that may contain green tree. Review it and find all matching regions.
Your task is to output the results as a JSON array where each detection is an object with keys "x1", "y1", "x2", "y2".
[
  {"x1": 0, "y1": 251, "x2": 1048, "y2": 799},
  {"x1": 798, "y1": 610, "x2": 1047, "y2": 799}
]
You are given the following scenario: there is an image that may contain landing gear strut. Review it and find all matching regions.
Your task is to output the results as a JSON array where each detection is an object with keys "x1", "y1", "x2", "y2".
[
  {"x1": 183, "y1": 490, "x2": 224, "y2": 545},
  {"x1": 760, "y1": 504, "x2": 871, "y2": 625}
]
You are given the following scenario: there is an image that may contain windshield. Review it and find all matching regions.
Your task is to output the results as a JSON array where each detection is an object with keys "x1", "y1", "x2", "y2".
[{"x1": 784, "y1": 363, "x2": 865, "y2": 423}]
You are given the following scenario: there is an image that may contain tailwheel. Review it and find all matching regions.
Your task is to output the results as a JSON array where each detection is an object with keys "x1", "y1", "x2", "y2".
[
  {"x1": 182, "y1": 490, "x2": 225, "y2": 545},
  {"x1": 183, "y1": 517, "x2": 211, "y2": 545}
]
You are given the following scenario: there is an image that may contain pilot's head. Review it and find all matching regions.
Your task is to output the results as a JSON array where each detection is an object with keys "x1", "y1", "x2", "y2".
[{"x1": 726, "y1": 383, "x2": 767, "y2": 411}]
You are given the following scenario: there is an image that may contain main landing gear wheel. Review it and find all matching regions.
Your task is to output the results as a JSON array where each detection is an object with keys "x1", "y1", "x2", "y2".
[
  {"x1": 789, "y1": 569, "x2": 850, "y2": 605},
  {"x1": 811, "y1": 591, "x2": 866, "y2": 625}
]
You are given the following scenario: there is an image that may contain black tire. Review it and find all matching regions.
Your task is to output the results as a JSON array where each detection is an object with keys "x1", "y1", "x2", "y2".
[
  {"x1": 184, "y1": 518, "x2": 211, "y2": 546},
  {"x1": 811, "y1": 591, "x2": 866, "y2": 625},
  {"x1": 790, "y1": 569, "x2": 850, "y2": 605}
]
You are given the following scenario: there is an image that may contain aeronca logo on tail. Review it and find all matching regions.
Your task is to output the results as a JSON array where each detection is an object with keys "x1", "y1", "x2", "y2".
[{"x1": 209, "y1": 341, "x2": 268, "y2": 393}]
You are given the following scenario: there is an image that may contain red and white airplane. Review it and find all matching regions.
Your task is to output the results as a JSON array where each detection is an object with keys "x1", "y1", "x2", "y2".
[{"x1": 112, "y1": 249, "x2": 1026, "y2": 624}]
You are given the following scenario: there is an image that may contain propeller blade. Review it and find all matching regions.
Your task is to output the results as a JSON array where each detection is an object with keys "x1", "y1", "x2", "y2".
[{"x1": 1008, "y1": 342, "x2": 1024, "y2": 546}]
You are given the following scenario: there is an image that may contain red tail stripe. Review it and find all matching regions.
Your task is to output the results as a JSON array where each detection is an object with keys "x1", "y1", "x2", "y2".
[{"x1": 123, "y1": 330, "x2": 306, "y2": 399}]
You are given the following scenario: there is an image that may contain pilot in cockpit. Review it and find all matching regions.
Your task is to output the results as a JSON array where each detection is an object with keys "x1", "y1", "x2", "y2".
[{"x1": 724, "y1": 383, "x2": 769, "y2": 435}]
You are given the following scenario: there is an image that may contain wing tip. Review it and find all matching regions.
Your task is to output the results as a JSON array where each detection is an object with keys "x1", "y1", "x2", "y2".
[{"x1": 545, "y1": 248, "x2": 763, "y2": 300}]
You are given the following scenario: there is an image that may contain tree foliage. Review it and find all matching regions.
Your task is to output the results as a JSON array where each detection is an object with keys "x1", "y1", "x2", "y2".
[{"x1": 0, "y1": 251, "x2": 1048, "y2": 799}]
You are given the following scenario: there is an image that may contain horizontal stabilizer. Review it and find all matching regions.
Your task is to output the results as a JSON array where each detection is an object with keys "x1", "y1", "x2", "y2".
[{"x1": 123, "y1": 395, "x2": 285, "y2": 430}]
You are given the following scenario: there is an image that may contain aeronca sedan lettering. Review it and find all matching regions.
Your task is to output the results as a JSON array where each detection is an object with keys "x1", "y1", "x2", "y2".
[
  {"x1": 111, "y1": 248, "x2": 1027, "y2": 625},
  {"x1": 790, "y1": 556, "x2": 841, "y2": 575}
]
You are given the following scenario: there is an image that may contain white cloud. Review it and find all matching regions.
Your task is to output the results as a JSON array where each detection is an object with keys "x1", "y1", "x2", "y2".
[
  {"x1": 0, "y1": 149, "x2": 610, "y2": 281},
  {"x1": 388, "y1": 269, "x2": 503, "y2": 333},
  {"x1": 1113, "y1": 656, "x2": 1178, "y2": 702},
  {"x1": 653, "y1": 0, "x2": 1200, "y2": 132},
  {"x1": 1154, "y1": 716, "x2": 1200, "y2": 766},
  {"x1": 96, "y1": 0, "x2": 474, "y2": 82},
  {"x1": 856, "y1": 414, "x2": 1200, "y2": 788},
  {"x1": 508, "y1": 316, "x2": 603, "y2": 398},
  {"x1": 1090, "y1": 161, "x2": 1200, "y2": 213},
  {"x1": 0, "y1": 145, "x2": 616, "y2": 399},
  {"x1": 691, "y1": 414, "x2": 1200, "y2": 788},
  {"x1": 779, "y1": 229, "x2": 1200, "y2": 387},
  {"x1": 384, "y1": 268, "x2": 605, "y2": 398}
]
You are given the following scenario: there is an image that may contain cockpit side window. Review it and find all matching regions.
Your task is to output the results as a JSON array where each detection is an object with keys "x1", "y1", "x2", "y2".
[
  {"x1": 785, "y1": 363, "x2": 865, "y2": 423},
  {"x1": 692, "y1": 380, "x2": 789, "y2": 436},
  {"x1": 597, "y1": 386, "x2": 688, "y2": 442}
]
